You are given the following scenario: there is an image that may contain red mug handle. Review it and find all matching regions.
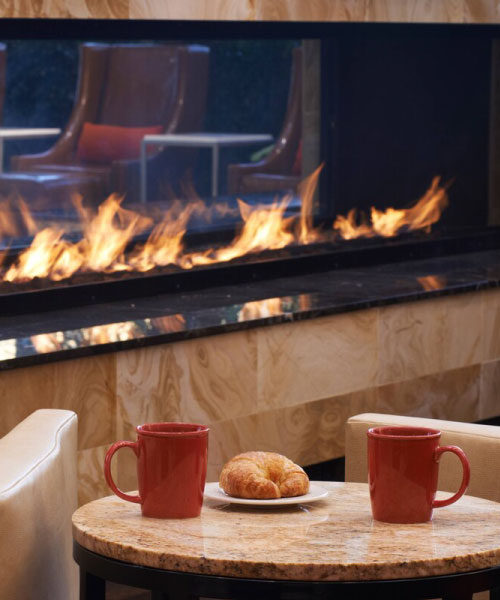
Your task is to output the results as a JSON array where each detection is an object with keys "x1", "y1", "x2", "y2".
[
  {"x1": 104, "y1": 441, "x2": 142, "y2": 505},
  {"x1": 432, "y1": 445, "x2": 470, "y2": 509}
]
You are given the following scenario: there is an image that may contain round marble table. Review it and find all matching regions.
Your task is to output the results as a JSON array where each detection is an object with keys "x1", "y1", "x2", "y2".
[{"x1": 72, "y1": 481, "x2": 500, "y2": 599}]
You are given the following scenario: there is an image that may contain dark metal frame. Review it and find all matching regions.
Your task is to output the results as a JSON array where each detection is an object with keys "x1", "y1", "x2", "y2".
[{"x1": 74, "y1": 542, "x2": 500, "y2": 600}]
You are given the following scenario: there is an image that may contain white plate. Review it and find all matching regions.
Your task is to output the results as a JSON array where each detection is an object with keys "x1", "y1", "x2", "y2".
[{"x1": 203, "y1": 482, "x2": 329, "y2": 506}]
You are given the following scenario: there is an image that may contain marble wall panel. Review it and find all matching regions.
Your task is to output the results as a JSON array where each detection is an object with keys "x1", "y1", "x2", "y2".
[
  {"x1": 479, "y1": 359, "x2": 500, "y2": 420},
  {"x1": 78, "y1": 444, "x2": 115, "y2": 506},
  {"x1": 253, "y1": 0, "x2": 369, "y2": 21},
  {"x1": 482, "y1": 288, "x2": 500, "y2": 361},
  {"x1": 207, "y1": 363, "x2": 481, "y2": 480},
  {"x1": 116, "y1": 344, "x2": 183, "y2": 442},
  {"x1": 258, "y1": 309, "x2": 378, "y2": 411},
  {"x1": 376, "y1": 364, "x2": 481, "y2": 423},
  {"x1": 207, "y1": 387, "x2": 379, "y2": 480},
  {"x1": 0, "y1": 354, "x2": 115, "y2": 450},
  {"x1": 116, "y1": 329, "x2": 258, "y2": 442},
  {"x1": 175, "y1": 329, "x2": 258, "y2": 423},
  {"x1": 366, "y1": 0, "x2": 464, "y2": 22},
  {"x1": 378, "y1": 293, "x2": 482, "y2": 386},
  {"x1": 0, "y1": 0, "x2": 128, "y2": 18},
  {"x1": 129, "y1": 0, "x2": 249, "y2": 20},
  {"x1": 2, "y1": 0, "x2": 500, "y2": 23},
  {"x1": 464, "y1": 0, "x2": 500, "y2": 22}
]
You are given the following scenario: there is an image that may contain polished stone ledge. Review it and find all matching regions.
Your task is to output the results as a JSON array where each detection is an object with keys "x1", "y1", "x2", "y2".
[{"x1": 1, "y1": 248, "x2": 499, "y2": 371}]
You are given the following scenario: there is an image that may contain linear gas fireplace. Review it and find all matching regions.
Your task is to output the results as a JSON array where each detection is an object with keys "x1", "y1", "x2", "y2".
[{"x1": 0, "y1": 19, "x2": 499, "y2": 314}]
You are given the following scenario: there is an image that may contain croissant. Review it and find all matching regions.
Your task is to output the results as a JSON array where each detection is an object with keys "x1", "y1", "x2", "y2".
[{"x1": 219, "y1": 451, "x2": 310, "y2": 499}]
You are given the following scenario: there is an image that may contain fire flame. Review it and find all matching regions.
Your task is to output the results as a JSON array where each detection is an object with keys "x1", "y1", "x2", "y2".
[
  {"x1": 333, "y1": 176, "x2": 448, "y2": 239},
  {"x1": 0, "y1": 168, "x2": 449, "y2": 285}
]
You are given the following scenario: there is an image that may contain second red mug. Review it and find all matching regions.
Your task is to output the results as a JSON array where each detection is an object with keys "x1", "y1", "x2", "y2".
[
  {"x1": 367, "y1": 425, "x2": 470, "y2": 523},
  {"x1": 104, "y1": 422, "x2": 209, "y2": 519}
]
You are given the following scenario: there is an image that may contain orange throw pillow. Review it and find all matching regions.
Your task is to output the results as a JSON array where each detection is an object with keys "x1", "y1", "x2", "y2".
[{"x1": 76, "y1": 122, "x2": 163, "y2": 164}]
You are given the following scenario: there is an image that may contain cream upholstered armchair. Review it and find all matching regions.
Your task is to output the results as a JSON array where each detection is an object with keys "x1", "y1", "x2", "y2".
[
  {"x1": 345, "y1": 412, "x2": 500, "y2": 504},
  {"x1": 346, "y1": 413, "x2": 500, "y2": 600},
  {"x1": 0, "y1": 409, "x2": 78, "y2": 600}
]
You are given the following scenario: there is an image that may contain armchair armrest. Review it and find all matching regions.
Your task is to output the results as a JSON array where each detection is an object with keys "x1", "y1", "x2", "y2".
[{"x1": 227, "y1": 159, "x2": 279, "y2": 196}]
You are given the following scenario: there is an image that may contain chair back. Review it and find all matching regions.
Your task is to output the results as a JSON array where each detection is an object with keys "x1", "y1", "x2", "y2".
[
  {"x1": 0, "y1": 409, "x2": 78, "y2": 600},
  {"x1": 0, "y1": 43, "x2": 6, "y2": 123},
  {"x1": 345, "y1": 413, "x2": 500, "y2": 503},
  {"x1": 98, "y1": 45, "x2": 185, "y2": 127},
  {"x1": 44, "y1": 42, "x2": 210, "y2": 162}
]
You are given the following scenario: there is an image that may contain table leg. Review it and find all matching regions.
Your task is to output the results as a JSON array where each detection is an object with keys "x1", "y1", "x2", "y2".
[
  {"x1": 490, "y1": 588, "x2": 500, "y2": 600},
  {"x1": 140, "y1": 139, "x2": 147, "y2": 203},
  {"x1": 79, "y1": 568, "x2": 105, "y2": 600},
  {"x1": 211, "y1": 144, "x2": 219, "y2": 198},
  {"x1": 0, "y1": 139, "x2": 4, "y2": 174}
]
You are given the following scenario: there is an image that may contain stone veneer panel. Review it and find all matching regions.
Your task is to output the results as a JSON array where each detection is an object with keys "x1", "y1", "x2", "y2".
[
  {"x1": 0, "y1": 0, "x2": 128, "y2": 18},
  {"x1": 116, "y1": 328, "x2": 258, "y2": 440},
  {"x1": 376, "y1": 364, "x2": 481, "y2": 422},
  {"x1": 258, "y1": 309, "x2": 378, "y2": 410},
  {"x1": 206, "y1": 363, "x2": 482, "y2": 480},
  {"x1": 482, "y1": 289, "x2": 500, "y2": 361},
  {"x1": 115, "y1": 344, "x2": 184, "y2": 442},
  {"x1": 207, "y1": 388, "x2": 379, "y2": 479},
  {"x1": 378, "y1": 293, "x2": 482, "y2": 386},
  {"x1": 366, "y1": 0, "x2": 464, "y2": 22},
  {"x1": 129, "y1": 0, "x2": 249, "y2": 19},
  {"x1": 0, "y1": 0, "x2": 498, "y2": 22},
  {"x1": 0, "y1": 353, "x2": 115, "y2": 450},
  {"x1": 78, "y1": 444, "x2": 116, "y2": 506},
  {"x1": 464, "y1": 0, "x2": 500, "y2": 22},
  {"x1": 480, "y1": 359, "x2": 500, "y2": 420}
]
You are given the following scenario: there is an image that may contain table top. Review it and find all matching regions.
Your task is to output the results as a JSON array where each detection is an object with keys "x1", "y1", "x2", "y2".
[
  {"x1": 0, "y1": 127, "x2": 60, "y2": 139},
  {"x1": 72, "y1": 481, "x2": 500, "y2": 582},
  {"x1": 142, "y1": 132, "x2": 273, "y2": 146}
]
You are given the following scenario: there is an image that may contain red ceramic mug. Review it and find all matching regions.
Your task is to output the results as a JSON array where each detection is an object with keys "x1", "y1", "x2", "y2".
[
  {"x1": 104, "y1": 422, "x2": 209, "y2": 518},
  {"x1": 367, "y1": 425, "x2": 470, "y2": 523}
]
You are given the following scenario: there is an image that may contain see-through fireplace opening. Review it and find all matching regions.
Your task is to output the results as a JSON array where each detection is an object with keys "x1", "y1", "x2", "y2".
[{"x1": 0, "y1": 19, "x2": 499, "y2": 314}]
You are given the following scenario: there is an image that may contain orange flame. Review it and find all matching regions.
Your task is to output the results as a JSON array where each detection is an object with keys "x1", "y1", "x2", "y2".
[
  {"x1": 333, "y1": 176, "x2": 448, "y2": 240},
  {"x1": 0, "y1": 170, "x2": 448, "y2": 285}
]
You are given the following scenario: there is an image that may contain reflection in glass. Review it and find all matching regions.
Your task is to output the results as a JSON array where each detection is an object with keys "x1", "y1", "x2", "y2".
[
  {"x1": 28, "y1": 313, "x2": 186, "y2": 355},
  {"x1": 417, "y1": 275, "x2": 446, "y2": 291},
  {"x1": 237, "y1": 294, "x2": 312, "y2": 321}
]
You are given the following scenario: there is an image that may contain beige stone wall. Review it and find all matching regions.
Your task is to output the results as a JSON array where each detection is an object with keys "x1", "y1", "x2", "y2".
[
  {"x1": 0, "y1": 289, "x2": 498, "y2": 505},
  {"x1": 0, "y1": 0, "x2": 497, "y2": 22}
]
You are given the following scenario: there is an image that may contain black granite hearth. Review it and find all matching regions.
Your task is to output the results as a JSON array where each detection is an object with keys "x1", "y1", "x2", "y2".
[{"x1": 0, "y1": 248, "x2": 499, "y2": 370}]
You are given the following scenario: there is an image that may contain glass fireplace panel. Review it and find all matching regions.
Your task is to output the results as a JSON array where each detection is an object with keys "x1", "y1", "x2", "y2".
[{"x1": 0, "y1": 20, "x2": 499, "y2": 305}]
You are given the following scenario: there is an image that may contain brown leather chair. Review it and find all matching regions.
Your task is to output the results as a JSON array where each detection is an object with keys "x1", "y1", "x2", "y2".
[
  {"x1": 7, "y1": 43, "x2": 209, "y2": 205},
  {"x1": 227, "y1": 46, "x2": 302, "y2": 196},
  {"x1": 0, "y1": 43, "x2": 6, "y2": 124}
]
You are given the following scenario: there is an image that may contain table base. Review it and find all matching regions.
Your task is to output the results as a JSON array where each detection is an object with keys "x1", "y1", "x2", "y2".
[{"x1": 74, "y1": 542, "x2": 500, "y2": 600}]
